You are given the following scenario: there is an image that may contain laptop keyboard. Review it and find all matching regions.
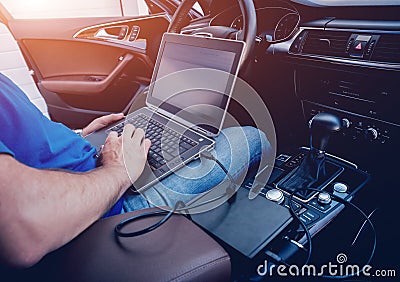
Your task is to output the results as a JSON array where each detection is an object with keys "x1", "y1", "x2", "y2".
[{"x1": 108, "y1": 114, "x2": 198, "y2": 169}]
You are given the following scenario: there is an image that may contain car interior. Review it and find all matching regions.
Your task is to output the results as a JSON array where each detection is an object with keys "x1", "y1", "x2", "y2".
[{"x1": 0, "y1": 0, "x2": 398, "y2": 281}]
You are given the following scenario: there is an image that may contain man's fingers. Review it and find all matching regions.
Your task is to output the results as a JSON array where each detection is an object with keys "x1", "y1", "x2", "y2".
[
  {"x1": 143, "y1": 139, "x2": 151, "y2": 154},
  {"x1": 103, "y1": 131, "x2": 118, "y2": 151},
  {"x1": 108, "y1": 113, "x2": 125, "y2": 122},
  {"x1": 96, "y1": 113, "x2": 124, "y2": 127},
  {"x1": 102, "y1": 113, "x2": 124, "y2": 121},
  {"x1": 83, "y1": 113, "x2": 125, "y2": 137},
  {"x1": 107, "y1": 131, "x2": 118, "y2": 140},
  {"x1": 122, "y1": 124, "x2": 135, "y2": 139},
  {"x1": 131, "y1": 128, "x2": 145, "y2": 144}
]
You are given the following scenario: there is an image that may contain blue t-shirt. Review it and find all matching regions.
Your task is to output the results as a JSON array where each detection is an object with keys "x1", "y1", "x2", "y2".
[{"x1": 0, "y1": 73, "x2": 122, "y2": 216}]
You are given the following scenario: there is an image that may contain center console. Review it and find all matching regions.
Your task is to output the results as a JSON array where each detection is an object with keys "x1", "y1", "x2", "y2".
[
  {"x1": 191, "y1": 113, "x2": 370, "y2": 277},
  {"x1": 244, "y1": 147, "x2": 369, "y2": 252}
]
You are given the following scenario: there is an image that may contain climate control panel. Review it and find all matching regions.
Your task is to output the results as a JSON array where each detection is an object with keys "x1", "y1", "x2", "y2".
[{"x1": 303, "y1": 101, "x2": 397, "y2": 146}]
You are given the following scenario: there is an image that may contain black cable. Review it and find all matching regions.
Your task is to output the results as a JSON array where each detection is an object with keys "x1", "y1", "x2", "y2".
[
  {"x1": 287, "y1": 187, "x2": 313, "y2": 265},
  {"x1": 115, "y1": 152, "x2": 237, "y2": 238},
  {"x1": 115, "y1": 208, "x2": 174, "y2": 237},
  {"x1": 199, "y1": 150, "x2": 238, "y2": 188},
  {"x1": 284, "y1": 187, "x2": 376, "y2": 280}
]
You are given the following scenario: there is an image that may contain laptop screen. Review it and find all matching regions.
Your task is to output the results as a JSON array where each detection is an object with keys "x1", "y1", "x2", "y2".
[{"x1": 147, "y1": 33, "x2": 245, "y2": 136}]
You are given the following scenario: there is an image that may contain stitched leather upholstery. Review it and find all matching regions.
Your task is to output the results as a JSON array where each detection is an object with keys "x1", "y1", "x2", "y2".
[{"x1": 2, "y1": 209, "x2": 231, "y2": 282}]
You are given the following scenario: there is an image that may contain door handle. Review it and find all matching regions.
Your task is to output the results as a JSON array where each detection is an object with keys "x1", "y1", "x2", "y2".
[
  {"x1": 94, "y1": 25, "x2": 129, "y2": 40},
  {"x1": 41, "y1": 53, "x2": 134, "y2": 95}
]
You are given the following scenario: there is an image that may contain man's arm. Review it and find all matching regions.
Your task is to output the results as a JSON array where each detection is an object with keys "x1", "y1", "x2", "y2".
[{"x1": 0, "y1": 125, "x2": 150, "y2": 268}]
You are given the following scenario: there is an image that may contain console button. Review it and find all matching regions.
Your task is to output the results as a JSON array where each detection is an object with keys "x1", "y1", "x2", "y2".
[
  {"x1": 342, "y1": 118, "x2": 351, "y2": 129},
  {"x1": 266, "y1": 189, "x2": 284, "y2": 204},
  {"x1": 365, "y1": 127, "x2": 378, "y2": 140},
  {"x1": 300, "y1": 209, "x2": 320, "y2": 225},
  {"x1": 309, "y1": 198, "x2": 331, "y2": 212},
  {"x1": 318, "y1": 192, "x2": 332, "y2": 205},
  {"x1": 129, "y1": 26, "x2": 140, "y2": 41},
  {"x1": 333, "y1": 182, "x2": 348, "y2": 193},
  {"x1": 284, "y1": 199, "x2": 301, "y2": 212},
  {"x1": 365, "y1": 40, "x2": 376, "y2": 56},
  {"x1": 349, "y1": 40, "x2": 367, "y2": 58}
]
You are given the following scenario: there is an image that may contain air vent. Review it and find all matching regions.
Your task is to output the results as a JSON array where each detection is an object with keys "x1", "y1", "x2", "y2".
[
  {"x1": 301, "y1": 30, "x2": 351, "y2": 57},
  {"x1": 371, "y1": 35, "x2": 400, "y2": 63}
]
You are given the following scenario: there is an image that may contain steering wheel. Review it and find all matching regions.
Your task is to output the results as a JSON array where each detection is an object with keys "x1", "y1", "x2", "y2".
[{"x1": 167, "y1": 0, "x2": 257, "y2": 67}]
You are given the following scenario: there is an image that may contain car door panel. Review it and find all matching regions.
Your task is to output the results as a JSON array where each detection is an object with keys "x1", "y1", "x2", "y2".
[
  {"x1": 23, "y1": 39, "x2": 133, "y2": 79},
  {"x1": 5, "y1": 14, "x2": 170, "y2": 128},
  {"x1": 39, "y1": 52, "x2": 135, "y2": 95}
]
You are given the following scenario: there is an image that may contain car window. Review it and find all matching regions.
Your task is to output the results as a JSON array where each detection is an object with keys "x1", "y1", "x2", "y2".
[
  {"x1": 192, "y1": 2, "x2": 204, "y2": 16},
  {"x1": 0, "y1": 0, "x2": 149, "y2": 19}
]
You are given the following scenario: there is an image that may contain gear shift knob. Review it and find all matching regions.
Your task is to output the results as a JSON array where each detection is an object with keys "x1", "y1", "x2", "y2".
[{"x1": 309, "y1": 113, "x2": 341, "y2": 152}]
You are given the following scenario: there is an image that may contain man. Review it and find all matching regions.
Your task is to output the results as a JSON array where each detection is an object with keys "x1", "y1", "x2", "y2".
[{"x1": 0, "y1": 73, "x2": 269, "y2": 267}]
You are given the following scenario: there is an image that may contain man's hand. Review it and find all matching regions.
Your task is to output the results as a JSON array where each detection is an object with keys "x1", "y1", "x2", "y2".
[
  {"x1": 81, "y1": 113, "x2": 125, "y2": 137},
  {"x1": 101, "y1": 124, "x2": 151, "y2": 187},
  {"x1": 0, "y1": 126, "x2": 150, "y2": 267}
]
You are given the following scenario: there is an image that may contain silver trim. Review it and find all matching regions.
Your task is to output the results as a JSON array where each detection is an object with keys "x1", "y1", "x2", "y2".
[
  {"x1": 326, "y1": 27, "x2": 400, "y2": 35},
  {"x1": 318, "y1": 38, "x2": 331, "y2": 46},
  {"x1": 290, "y1": 52, "x2": 400, "y2": 71},
  {"x1": 328, "y1": 92, "x2": 376, "y2": 104},
  {"x1": 73, "y1": 13, "x2": 170, "y2": 38}
]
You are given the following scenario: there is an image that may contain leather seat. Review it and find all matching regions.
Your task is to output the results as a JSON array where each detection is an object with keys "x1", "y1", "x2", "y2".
[{"x1": 2, "y1": 209, "x2": 231, "y2": 281}]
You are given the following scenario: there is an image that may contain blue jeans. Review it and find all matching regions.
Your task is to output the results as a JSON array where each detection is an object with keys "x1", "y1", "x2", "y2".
[{"x1": 122, "y1": 126, "x2": 271, "y2": 212}]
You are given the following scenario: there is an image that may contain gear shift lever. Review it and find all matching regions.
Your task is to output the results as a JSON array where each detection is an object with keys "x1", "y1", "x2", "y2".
[
  {"x1": 279, "y1": 113, "x2": 341, "y2": 198},
  {"x1": 309, "y1": 112, "x2": 341, "y2": 152}
]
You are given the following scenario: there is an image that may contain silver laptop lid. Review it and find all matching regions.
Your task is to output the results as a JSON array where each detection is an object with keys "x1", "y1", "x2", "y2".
[{"x1": 146, "y1": 33, "x2": 245, "y2": 137}]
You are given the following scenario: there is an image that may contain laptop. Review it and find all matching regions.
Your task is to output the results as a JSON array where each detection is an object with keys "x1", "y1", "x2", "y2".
[{"x1": 86, "y1": 33, "x2": 245, "y2": 191}]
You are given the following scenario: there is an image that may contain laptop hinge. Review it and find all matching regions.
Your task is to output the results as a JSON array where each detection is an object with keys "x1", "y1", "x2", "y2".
[{"x1": 192, "y1": 126, "x2": 210, "y2": 137}]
